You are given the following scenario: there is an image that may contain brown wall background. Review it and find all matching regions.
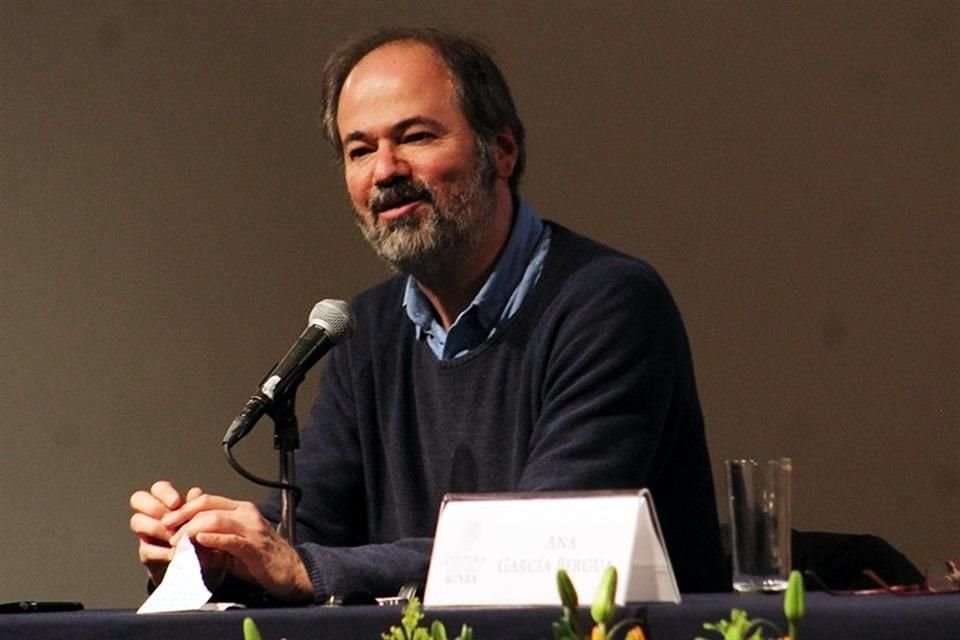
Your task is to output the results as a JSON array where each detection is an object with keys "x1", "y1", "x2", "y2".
[{"x1": 1, "y1": 1, "x2": 957, "y2": 607}]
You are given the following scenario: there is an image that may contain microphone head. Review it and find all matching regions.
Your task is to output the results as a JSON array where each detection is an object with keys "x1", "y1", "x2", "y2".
[{"x1": 309, "y1": 299, "x2": 354, "y2": 343}]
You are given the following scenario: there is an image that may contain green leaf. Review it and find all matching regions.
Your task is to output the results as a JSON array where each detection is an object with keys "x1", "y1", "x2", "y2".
[
  {"x1": 552, "y1": 618, "x2": 578, "y2": 640},
  {"x1": 402, "y1": 598, "x2": 425, "y2": 637},
  {"x1": 430, "y1": 620, "x2": 448, "y2": 640},
  {"x1": 701, "y1": 609, "x2": 750, "y2": 640}
]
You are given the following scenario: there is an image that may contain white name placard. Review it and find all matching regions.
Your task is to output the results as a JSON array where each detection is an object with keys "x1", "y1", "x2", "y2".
[{"x1": 423, "y1": 489, "x2": 680, "y2": 607}]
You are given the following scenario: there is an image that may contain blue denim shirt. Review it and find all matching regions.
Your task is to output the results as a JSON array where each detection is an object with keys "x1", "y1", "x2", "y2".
[{"x1": 402, "y1": 201, "x2": 552, "y2": 360}]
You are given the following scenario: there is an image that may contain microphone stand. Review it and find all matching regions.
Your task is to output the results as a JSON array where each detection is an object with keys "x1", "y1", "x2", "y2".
[
  {"x1": 270, "y1": 384, "x2": 301, "y2": 545},
  {"x1": 222, "y1": 375, "x2": 303, "y2": 547}
]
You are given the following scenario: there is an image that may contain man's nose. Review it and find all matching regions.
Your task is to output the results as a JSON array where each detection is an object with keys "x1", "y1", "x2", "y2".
[{"x1": 372, "y1": 145, "x2": 410, "y2": 186}]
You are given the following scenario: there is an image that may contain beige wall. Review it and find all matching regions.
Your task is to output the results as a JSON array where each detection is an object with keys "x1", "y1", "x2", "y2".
[{"x1": 1, "y1": 1, "x2": 956, "y2": 607}]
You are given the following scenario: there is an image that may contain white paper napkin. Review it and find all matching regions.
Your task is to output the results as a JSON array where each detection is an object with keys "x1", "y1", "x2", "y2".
[{"x1": 137, "y1": 535, "x2": 213, "y2": 614}]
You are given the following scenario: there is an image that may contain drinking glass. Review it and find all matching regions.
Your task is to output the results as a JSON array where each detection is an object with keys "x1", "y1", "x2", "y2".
[{"x1": 725, "y1": 458, "x2": 792, "y2": 593}]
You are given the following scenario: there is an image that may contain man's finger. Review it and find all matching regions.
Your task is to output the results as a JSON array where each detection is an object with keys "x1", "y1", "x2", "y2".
[
  {"x1": 162, "y1": 494, "x2": 242, "y2": 529},
  {"x1": 130, "y1": 512, "x2": 174, "y2": 543},
  {"x1": 137, "y1": 539, "x2": 175, "y2": 565},
  {"x1": 149, "y1": 481, "x2": 185, "y2": 509},
  {"x1": 129, "y1": 490, "x2": 170, "y2": 520},
  {"x1": 169, "y1": 507, "x2": 251, "y2": 546}
]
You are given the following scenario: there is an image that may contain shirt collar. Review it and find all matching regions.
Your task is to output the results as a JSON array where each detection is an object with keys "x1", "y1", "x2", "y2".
[{"x1": 402, "y1": 201, "x2": 544, "y2": 339}]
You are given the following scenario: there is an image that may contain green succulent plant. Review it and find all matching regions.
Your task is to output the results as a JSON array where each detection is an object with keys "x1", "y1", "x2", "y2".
[
  {"x1": 697, "y1": 570, "x2": 806, "y2": 640},
  {"x1": 381, "y1": 597, "x2": 473, "y2": 640}
]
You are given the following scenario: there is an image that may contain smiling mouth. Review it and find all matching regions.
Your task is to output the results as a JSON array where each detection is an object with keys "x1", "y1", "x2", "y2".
[
  {"x1": 370, "y1": 179, "x2": 433, "y2": 219},
  {"x1": 376, "y1": 199, "x2": 425, "y2": 222},
  {"x1": 372, "y1": 191, "x2": 427, "y2": 212}
]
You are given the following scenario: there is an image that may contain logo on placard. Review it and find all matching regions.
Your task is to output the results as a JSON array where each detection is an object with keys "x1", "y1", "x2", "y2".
[{"x1": 459, "y1": 519, "x2": 482, "y2": 547}]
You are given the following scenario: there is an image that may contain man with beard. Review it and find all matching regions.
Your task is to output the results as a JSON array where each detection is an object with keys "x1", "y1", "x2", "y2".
[{"x1": 129, "y1": 28, "x2": 727, "y2": 604}]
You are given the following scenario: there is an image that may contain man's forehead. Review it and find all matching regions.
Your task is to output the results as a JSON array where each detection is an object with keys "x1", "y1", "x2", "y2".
[
  {"x1": 337, "y1": 41, "x2": 460, "y2": 136},
  {"x1": 345, "y1": 41, "x2": 450, "y2": 92}
]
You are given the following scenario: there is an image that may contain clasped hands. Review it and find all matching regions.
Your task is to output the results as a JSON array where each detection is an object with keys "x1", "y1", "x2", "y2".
[{"x1": 129, "y1": 481, "x2": 313, "y2": 603}]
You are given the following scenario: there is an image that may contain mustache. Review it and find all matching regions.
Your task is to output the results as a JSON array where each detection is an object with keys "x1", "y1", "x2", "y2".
[{"x1": 369, "y1": 178, "x2": 433, "y2": 215}]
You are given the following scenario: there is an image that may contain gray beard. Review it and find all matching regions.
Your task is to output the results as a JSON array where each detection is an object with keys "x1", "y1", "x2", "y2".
[{"x1": 357, "y1": 147, "x2": 497, "y2": 281}]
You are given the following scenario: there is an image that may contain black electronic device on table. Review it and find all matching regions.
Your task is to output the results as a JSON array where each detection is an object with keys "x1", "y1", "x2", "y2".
[{"x1": 0, "y1": 601, "x2": 84, "y2": 614}]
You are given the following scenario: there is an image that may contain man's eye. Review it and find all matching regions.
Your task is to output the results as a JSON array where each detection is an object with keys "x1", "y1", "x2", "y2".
[
  {"x1": 403, "y1": 131, "x2": 435, "y2": 144},
  {"x1": 347, "y1": 147, "x2": 372, "y2": 160}
]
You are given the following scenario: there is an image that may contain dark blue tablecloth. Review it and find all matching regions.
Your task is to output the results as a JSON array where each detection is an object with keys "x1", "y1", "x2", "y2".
[{"x1": 1, "y1": 593, "x2": 957, "y2": 639}]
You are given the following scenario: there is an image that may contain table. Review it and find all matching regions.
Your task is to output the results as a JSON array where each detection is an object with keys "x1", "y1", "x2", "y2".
[{"x1": 1, "y1": 593, "x2": 957, "y2": 639}]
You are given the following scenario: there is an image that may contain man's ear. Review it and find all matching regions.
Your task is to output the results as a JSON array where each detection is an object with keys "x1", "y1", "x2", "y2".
[{"x1": 492, "y1": 128, "x2": 518, "y2": 180}]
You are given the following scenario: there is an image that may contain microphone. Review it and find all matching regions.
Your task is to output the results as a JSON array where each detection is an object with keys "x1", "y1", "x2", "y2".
[{"x1": 222, "y1": 299, "x2": 354, "y2": 446}]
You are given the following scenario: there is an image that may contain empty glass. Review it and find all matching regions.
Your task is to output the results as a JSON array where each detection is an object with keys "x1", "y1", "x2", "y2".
[{"x1": 726, "y1": 458, "x2": 792, "y2": 593}]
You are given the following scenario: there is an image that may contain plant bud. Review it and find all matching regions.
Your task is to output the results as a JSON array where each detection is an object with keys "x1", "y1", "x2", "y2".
[
  {"x1": 590, "y1": 566, "x2": 617, "y2": 626},
  {"x1": 242, "y1": 617, "x2": 263, "y2": 640},
  {"x1": 556, "y1": 569, "x2": 579, "y2": 609},
  {"x1": 784, "y1": 569, "x2": 806, "y2": 622}
]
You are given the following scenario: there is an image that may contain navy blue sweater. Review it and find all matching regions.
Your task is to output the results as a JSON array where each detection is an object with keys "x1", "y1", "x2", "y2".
[{"x1": 263, "y1": 222, "x2": 726, "y2": 598}]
